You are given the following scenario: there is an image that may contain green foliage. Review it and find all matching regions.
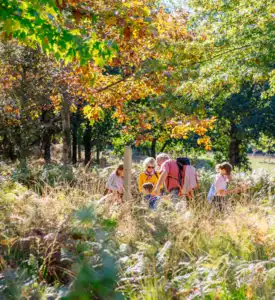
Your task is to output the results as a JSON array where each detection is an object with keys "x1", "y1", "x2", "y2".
[
  {"x1": 0, "y1": 0, "x2": 114, "y2": 64},
  {"x1": 11, "y1": 164, "x2": 74, "y2": 192},
  {"x1": 252, "y1": 134, "x2": 275, "y2": 155}
]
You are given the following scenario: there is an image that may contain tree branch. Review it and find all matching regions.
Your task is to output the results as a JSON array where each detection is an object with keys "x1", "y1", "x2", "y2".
[{"x1": 95, "y1": 74, "x2": 134, "y2": 93}]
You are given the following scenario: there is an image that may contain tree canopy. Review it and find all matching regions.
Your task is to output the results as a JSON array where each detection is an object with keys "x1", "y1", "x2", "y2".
[{"x1": 0, "y1": 0, "x2": 274, "y2": 167}]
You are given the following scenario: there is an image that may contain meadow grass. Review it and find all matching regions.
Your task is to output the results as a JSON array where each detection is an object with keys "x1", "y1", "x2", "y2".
[{"x1": 0, "y1": 164, "x2": 274, "y2": 299}]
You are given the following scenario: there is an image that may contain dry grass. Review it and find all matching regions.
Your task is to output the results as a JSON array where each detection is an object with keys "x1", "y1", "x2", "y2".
[{"x1": 0, "y1": 165, "x2": 275, "y2": 299}]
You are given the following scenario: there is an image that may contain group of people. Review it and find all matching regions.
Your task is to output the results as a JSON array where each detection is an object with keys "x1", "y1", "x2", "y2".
[{"x1": 104, "y1": 153, "x2": 239, "y2": 211}]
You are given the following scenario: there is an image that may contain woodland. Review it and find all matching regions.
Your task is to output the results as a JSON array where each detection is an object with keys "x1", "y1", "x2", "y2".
[{"x1": 0, "y1": 0, "x2": 275, "y2": 299}]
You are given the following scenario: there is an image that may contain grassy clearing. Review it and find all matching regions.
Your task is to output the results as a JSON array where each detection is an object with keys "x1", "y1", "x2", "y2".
[
  {"x1": 0, "y1": 163, "x2": 275, "y2": 299},
  {"x1": 193, "y1": 153, "x2": 275, "y2": 174},
  {"x1": 249, "y1": 155, "x2": 275, "y2": 173}
]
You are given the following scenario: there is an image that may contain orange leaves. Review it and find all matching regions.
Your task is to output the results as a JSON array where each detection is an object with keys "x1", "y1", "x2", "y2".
[
  {"x1": 171, "y1": 117, "x2": 216, "y2": 150},
  {"x1": 3, "y1": 105, "x2": 14, "y2": 113}
]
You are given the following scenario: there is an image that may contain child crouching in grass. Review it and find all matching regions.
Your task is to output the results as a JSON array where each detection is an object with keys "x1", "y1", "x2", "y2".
[
  {"x1": 142, "y1": 182, "x2": 159, "y2": 210},
  {"x1": 208, "y1": 162, "x2": 247, "y2": 212},
  {"x1": 208, "y1": 162, "x2": 233, "y2": 212}
]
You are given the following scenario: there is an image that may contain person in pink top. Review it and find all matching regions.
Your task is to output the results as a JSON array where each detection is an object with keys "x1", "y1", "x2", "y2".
[{"x1": 154, "y1": 153, "x2": 181, "y2": 197}]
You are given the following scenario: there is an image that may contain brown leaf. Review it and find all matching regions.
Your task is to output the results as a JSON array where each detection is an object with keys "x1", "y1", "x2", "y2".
[{"x1": 123, "y1": 26, "x2": 131, "y2": 41}]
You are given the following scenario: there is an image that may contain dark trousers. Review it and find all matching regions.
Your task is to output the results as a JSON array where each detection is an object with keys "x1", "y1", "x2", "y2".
[{"x1": 213, "y1": 196, "x2": 225, "y2": 212}]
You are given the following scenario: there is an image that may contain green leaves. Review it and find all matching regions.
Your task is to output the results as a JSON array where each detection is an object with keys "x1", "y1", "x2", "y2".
[{"x1": 0, "y1": 0, "x2": 115, "y2": 65}]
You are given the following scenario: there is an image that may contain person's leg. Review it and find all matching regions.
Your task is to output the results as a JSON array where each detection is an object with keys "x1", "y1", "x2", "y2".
[
  {"x1": 170, "y1": 188, "x2": 180, "y2": 205},
  {"x1": 213, "y1": 196, "x2": 225, "y2": 213}
]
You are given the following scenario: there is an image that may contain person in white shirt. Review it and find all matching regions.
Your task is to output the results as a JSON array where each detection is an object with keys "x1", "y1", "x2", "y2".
[
  {"x1": 212, "y1": 162, "x2": 232, "y2": 211},
  {"x1": 106, "y1": 164, "x2": 124, "y2": 193}
]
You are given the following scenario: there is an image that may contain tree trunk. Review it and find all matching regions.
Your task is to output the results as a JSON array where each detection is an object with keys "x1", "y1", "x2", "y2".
[
  {"x1": 96, "y1": 143, "x2": 100, "y2": 164},
  {"x1": 41, "y1": 111, "x2": 53, "y2": 164},
  {"x1": 83, "y1": 121, "x2": 92, "y2": 165},
  {"x1": 228, "y1": 123, "x2": 241, "y2": 167},
  {"x1": 72, "y1": 129, "x2": 77, "y2": 164},
  {"x1": 3, "y1": 135, "x2": 16, "y2": 161},
  {"x1": 78, "y1": 143, "x2": 81, "y2": 161},
  {"x1": 150, "y1": 138, "x2": 157, "y2": 158},
  {"x1": 71, "y1": 114, "x2": 77, "y2": 164},
  {"x1": 160, "y1": 140, "x2": 171, "y2": 153},
  {"x1": 19, "y1": 67, "x2": 28, "y2": 169},
  {"x1": 43, "y1": 131, "x2": 52, "y2": 163},
  {"x1": 61, "y1": 92, "x2": 71, "y2": 164},
  {"x1": 76, "y1": 105, "x2": 82, "y2": 161}
]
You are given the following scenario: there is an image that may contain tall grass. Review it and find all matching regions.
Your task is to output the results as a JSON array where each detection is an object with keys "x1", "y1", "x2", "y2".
[{"x1": 0, "y1": 164, "x2": 274, "y2": 299}]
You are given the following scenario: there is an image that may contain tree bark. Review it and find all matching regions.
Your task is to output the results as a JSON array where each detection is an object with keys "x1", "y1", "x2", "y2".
[
  {"x1": 41, "y1": 111, "x2": 53, "y2": 164},
  {"x1": 150, "y1": 138, "x2": 157, "y2": 158},
  {"x1": 2, "y1": 135, "x2": 16, "y2": 161},
  {"x1": 96, "y1": 143, "x2": 100, "y2": 164},
  {"x1": 61, "y1": 92, "x2": 71, "y2": 164},
  {"x1": 19, "y1": 66, "x2": 28, "y2": 169},
  {"x1": 83, "y1": 121, "x2": 92, "y2": 165},
  {"x1": 78, "y1": 143, "x2": 81, "y2": 161},
  {"x1": 43, "y1": 131, "x2": 52, "y2": 163},
  {"x1": 160, "y1": 140, "x2": 171, "y2": 153},
  {"x1": 71, "y1": 114, "x2": 77, "y2": 164},
  {"x1": 72, "y1": 128, "x2": 77, "y2": 164}
]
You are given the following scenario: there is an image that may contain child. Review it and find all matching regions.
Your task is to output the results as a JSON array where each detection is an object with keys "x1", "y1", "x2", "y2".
[
  {"x1": 142, "y1": 182, "x2": 159, "y2": 210},
  {"x1": 207, "y1": 164, "x2": 221, "y2": 202},
  {"x1": 208, "y1": 162, "x2": 233, "y2": 211},
  {"x1": 106, "y1": 164, "x2": 124, "y2": 202}
]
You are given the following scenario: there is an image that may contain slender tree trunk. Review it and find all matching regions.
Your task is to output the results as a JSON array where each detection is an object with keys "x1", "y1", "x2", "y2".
[
  {"x1": 43, "y1": 131, "x2": 52, "y2": 163},
  {"x1": 83, "y1": 121, "x2": 92, "y2": 165},
  {"x1": 228, "y1": 123, "x2": 241, "y2": 167},
  {"x1": 41, "y1": 111, "x2": 53, "y2": 164},
  {"x1": 19, "y1": 67, "x2": 28, "y2": 169},
  {"x1": 150, "y1": 138, "x2": 157, "y2": 158},
  {"x1": 76, "y1": 105, "x2": 82, "y2": 161},
  {"x1": 78, "y1": 143, "x2": 81, "y2": 161},
  {"x1": 3, "y1": 135, "x2": 16, "y2": 161},
  {"x1": 72, "y1": 129, "x2": 77, "y2": 164},
  {"x1": 71, "y1": 114, "x2": 77, "y2": 164},
  {"x1": 96, "y1": 143, "x2": 100, "y2": 164},
  {"x1": 61, "y1": 92, "x2": 71, "y2": 164},
  {"x1": 160, "y1": 140, "x2": 171, "y2": 153}
]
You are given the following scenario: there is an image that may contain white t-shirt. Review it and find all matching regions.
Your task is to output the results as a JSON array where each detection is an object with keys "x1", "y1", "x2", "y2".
[
  {"x1": 106, "y1": 172, "x2": 124, "y2": 193},
  {"x1": 215, "y1": 174, "x2": 227, "y2": 195}
]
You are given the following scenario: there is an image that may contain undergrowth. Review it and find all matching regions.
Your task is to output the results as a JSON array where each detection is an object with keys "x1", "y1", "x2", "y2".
[{"x1": 0, "y1": 164, "x2": 274, "y2": 299}]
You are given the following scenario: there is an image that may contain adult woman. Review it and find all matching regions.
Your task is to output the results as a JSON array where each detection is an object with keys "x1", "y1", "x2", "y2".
[{"x1": 138, "y1": 157, "x2": 160, "y2": 194}]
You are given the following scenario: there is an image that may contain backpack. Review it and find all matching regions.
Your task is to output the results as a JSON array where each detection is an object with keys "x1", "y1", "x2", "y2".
[{"x1": 176, "y1": 157, "x2": 191, "y2": 188}]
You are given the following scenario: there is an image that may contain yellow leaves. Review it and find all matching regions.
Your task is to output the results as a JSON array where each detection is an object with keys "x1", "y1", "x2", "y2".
[
  {"x1": 198, "y1": 136, "x2": 211, "y2": 146},
  {"x1": 69, "y1": 28, "x2": 81, "y2": 35},
  {"x1": 94, "y1": 57, "x2": 105, "y2": 68},
  {"x1": 70, "y1": 103, "x2": 77, "y2": 113},
  {"x1": 3, "y1": 105, "x2": 13, "y2": 113},
  {"x1": 50, "y1": 94, "x2": 62, "y2": 111},
  {"x1": 83, "y1": 105, "x2": 104, "y2": 121},
  {"x1": 105, "y1": 16, "x2": 117, "y2": 26},
  {"x1": 30, "y1": 111, "x2": 39, "y2": 120}
]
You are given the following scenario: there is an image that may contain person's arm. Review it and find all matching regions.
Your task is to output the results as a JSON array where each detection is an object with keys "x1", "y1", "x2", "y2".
[
  {"x1": 154, "y1": 170, "x2": 168, "y2": 195},
  {"x1": 107, "y1": 173, "x2": 119, "y2": 191}
]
